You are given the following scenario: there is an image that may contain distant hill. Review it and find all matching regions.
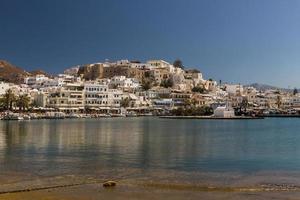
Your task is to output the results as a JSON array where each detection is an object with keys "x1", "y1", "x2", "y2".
[
  {"x1": 0, "y1": 60, "x2": 49, "y2": 84},
  {"x1": 247, "y1": 83, "x2": 296, "y2": 92},
  {"x1": 247, "y1": 83, "x2": 280, "y2": 91}
]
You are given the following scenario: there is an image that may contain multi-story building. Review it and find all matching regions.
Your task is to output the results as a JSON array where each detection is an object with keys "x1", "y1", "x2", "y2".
[
  {"x1": 225, "y1": 84, "x2": 244, "y2": 96},
  {"x1": 24, "y1": 74, "x2": 79, "y2": 89},
  {"x1": 24, "y1": 74, "x2": 50, "y2": 86},
  {"x1": 170, "y1": 91, "x2": 192, "y2": 105},
  {"x1": 84, "y1": 82, "x2": 123, "y2": 111},
  {"x1": 109, "y1": 76, "x2": 140, "y2": 91},
  {"x1": 47, "y1": 83, "x2": 85, "y2": 112},
  {"x1": 147, "y1": 60, "x2": 174, "y2": 72},
  {"x1": 184, "y1": 69, "x2": 204, "y2": 86},
  {"x1": 84, "y1": 83, "x2": 109, "y2": 109},
  {"x1": 149, "y1": 67, "x2": 170, "y2": 84}
]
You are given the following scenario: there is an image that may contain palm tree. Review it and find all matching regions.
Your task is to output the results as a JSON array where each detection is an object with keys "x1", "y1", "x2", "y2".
[
  {"x1": 0, "y1": 97, "x2": 6, "y2": 111},
  {"x1": 120, "y1": 97, "x2": 130, "y2": 108},
  {"x1": 2, "y1": 89, "x2": 16, "y2": 111},
  {"x1": 276, "y1": 95, "x2": 282, "y2": 109},
  {"x1": 16, "y1": 94, "x2": 30, "y2": 111},
  {"x1": 240, "y1": 98, "x2": 248, "y2": 113},
  {"x1": 141, "y1": 78, "x2": 152, "y2": 91}
]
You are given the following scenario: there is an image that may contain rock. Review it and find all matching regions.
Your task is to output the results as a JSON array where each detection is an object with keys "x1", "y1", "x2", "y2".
[{"x1": 103, "y1": 181, "x2": 117, "y2": 188}]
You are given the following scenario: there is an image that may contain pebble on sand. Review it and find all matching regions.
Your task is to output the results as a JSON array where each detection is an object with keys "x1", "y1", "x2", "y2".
[{"x1": 103, "y1": 181, "x2": 117, "y2": 188}]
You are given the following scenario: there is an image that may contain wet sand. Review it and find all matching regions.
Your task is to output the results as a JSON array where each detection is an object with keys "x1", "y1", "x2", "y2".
[
  {"x1": 2, "y1": 183, "x2": 300, "y2": 200},
  {"x1": 2, "y1": 169, "x2": 300, "y2": 199}
]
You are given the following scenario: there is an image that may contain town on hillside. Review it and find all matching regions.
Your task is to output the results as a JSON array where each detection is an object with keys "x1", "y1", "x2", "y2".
[{"x1": 0, "y1": 59, "x2": 298, "y2": 119}]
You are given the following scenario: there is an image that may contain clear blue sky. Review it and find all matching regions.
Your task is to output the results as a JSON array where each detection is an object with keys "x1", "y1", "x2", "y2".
[{"x1": 1, "y1": 0, "x2": 300, "y2": 87}]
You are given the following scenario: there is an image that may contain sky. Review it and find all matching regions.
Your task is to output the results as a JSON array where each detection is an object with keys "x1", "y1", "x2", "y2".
[{"x1": 1, "y1": 0, "x2": 300, "y2": 87}]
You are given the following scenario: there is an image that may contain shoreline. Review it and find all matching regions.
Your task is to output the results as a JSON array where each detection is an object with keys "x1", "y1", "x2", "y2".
[
  {"x1": 159, "y1": 116, "x2": 264, "y2": 120},
  {"x1": 5, "y1": 112, "x2": 300, "y2": 121},
  {"x1": 0, "y1": 114, "x2": 266, "y2": 121}
]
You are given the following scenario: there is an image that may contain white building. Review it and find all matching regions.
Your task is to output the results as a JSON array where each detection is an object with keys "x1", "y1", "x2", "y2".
[
  {"x1": 109, "y1": 76, "x2": 140, "y2": 91},
  {"x1": 116, "y1": 59, "x2": 130, "y2": 65},
  {"x1": 47, "y1": 83, "x2": 85, "y2": 112},
  {"x1": 130, "y1": 62, "x2": 152, "y2": 69},
  {"x1": 0, "y1": 82, "x2": 10, "y2": 95},
  {"x1": 213, "y1": 105, "x2": 235, "y2": 118},
  {"x1": 184, "y1": 69, "x2": 204, "y2": 86},
  {"x1": 147, "y1": 60, "x2": 175, "y2": 73},
  {"x1": 24, "y1": 74, "x2": 49, "y2": 86},
  {"x1": 84, "y1": 83, "x2": 109, "y2": 108},
  {"x1": 84, "y1": 82, "x2": 123, "y2": 110},
  {"x1": 225, "y1": 84, "x2": 244, "y2": 95}
]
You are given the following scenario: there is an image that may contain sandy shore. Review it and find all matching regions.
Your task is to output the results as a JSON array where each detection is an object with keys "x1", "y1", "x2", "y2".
[
  {"x1": 2, "y1": 181, "x2": 300, "y2": 200},
  {"x1": 2, "y1": 169, "x2": 300, "y2": 200}
]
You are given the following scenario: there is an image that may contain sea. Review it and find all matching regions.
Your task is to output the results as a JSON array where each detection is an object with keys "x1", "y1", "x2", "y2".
[{"x1": 1, "y1": 117, "x2": 300, "y2": 198}]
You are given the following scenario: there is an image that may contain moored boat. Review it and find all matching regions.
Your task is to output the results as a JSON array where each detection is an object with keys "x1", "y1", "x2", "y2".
[{"x1": 2, "y1": 113, "x2": 24, "y2": 120}]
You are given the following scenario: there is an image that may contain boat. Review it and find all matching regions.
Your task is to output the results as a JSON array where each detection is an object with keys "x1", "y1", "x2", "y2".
[
  {"x1": 23, "y1": 115, "x2": 31, "y2": 120},
  {"x1": 138, "y1": 112, "x2": 153, "y2": 116},
  {"x1": 126, "y1": 112, "x2": 138, "y2": 117},
  {"x1": 110, "y1": 113, "x2": 126, "y2": 117},
  {"x1": 67, "y1": 113, "x2": 81, "y2": 118},
  {"x1": 2, "y1": 113, "x2": 24, "y2": 120},
  {"x1": 45, "y1": 112, "x2": 66, "y2": 119},
  {"x1": 97, "y1": 114, "x2": 111, "y2": 118},
  {"x1": 54, "y1": 112, "x2": 66, "y2": 119},
  {"x1": 29, "y1": 113, "x2": 39, "y2": 119}
]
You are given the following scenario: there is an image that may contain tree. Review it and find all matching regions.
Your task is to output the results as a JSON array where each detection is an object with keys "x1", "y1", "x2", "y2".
[
  {"x1": 141, "y1": 78, "x2": 152, "y2": 91},
  {"x1": 16, "y1": 94, "x2": 30, "y2": 111},
  {"x1": 160, "y1": 78, "x2": 173, "y2": 88},
  {"x1": 192, "y1": 86, "x2": 205, "y2": 93},
  {"x1": 183, "y1": 98, "x2": 191, "y2": 108},
  {"x1": 173, "y1": 59, "x2": 184, "y2": 69},
  {"x1": 276, "y1": 95, "x2": 282, "y2": 109},
  {"x1": 120, "y1": 97, "x2": 130, "y2": 108},
  {"x1": 144, "y1": 71, "x2": 151, "y2": 78},
  {"x1": 171, "y1": 105, "x2": 213, "y2": 116},
  {"x1": 1, "y1": 89, "x2": 16, "y2": 111},
  {"x1": 0, "y1": 97, "x2": 6, "y2": 111},
  {"x1": 240, "y1": 98, "x2": 248, "y2": 113},
  {"x1": 293, "y1": 88, "x2": 298, "y2": 95}
]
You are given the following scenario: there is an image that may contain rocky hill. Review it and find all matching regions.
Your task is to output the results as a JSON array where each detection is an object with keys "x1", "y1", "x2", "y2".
[{"x1": 0, "y1": 60, "x2": 49, "y2": 84}]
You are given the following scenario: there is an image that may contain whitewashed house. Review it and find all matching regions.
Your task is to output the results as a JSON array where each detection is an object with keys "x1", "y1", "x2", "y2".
[{"x1": 213, "y1": 105, "x2": 235, "y2": 118}]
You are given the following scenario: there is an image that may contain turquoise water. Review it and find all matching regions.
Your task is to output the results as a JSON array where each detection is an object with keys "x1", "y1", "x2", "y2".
[{"x1": 0, "y1": 117, "x2": 300, "y2": 178}]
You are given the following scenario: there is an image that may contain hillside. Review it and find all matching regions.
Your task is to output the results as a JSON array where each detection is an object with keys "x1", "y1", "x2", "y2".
[{"x1": 0, "y1": 60, "x2": 49, "y2": 84}]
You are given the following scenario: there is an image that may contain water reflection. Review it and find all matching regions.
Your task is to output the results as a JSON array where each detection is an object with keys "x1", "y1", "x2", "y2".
[{"x1": 1, "y1": 118, "x2": 300, "y2": 177}]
